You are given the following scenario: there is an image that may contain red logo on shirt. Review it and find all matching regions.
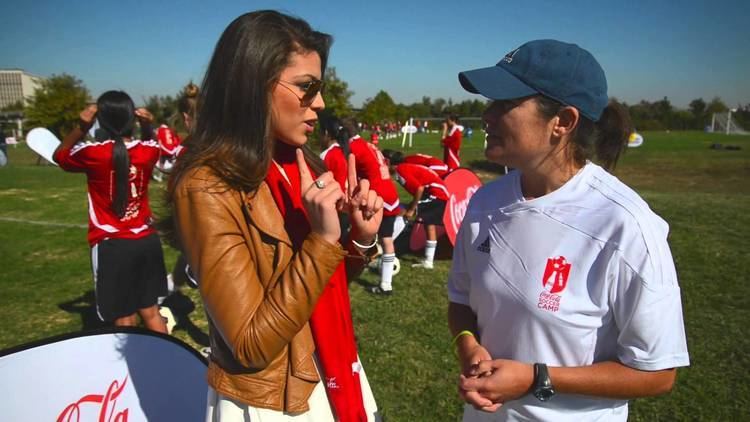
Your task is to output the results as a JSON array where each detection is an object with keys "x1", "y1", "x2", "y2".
[{"x1": 542, "y1": 256, "x2": 571, "y2": 294}]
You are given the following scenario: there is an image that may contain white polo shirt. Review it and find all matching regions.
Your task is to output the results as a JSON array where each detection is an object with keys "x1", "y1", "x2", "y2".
[{"x1": 448, "y1": 163, "x2": 689, "y2": 421}]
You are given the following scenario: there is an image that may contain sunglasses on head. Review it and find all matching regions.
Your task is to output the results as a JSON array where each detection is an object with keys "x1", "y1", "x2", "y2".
[{"x1": 278, "y1": 79, "x2": 324, "y2": 107}]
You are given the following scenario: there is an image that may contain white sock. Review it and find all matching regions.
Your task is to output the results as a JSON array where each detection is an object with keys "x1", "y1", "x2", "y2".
[
  {"x1": 380, "y1": 254, "x2": 395, "y2": 291},
  {"x1": 425, "y1": 240, "x2": 437, "y2": 264}
]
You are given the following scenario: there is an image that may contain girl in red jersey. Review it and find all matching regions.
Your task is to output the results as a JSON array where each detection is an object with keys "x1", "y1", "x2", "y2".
[
  {"x1": 383, "y1": 150, "x2": 449, "y2": 269},
  {"x1": 318, "y1": 113, "x2": 351, "y2": 238},
  {"x1": 342, "y1": 118, "x2": 401, "y2": 296},
  {"x1": 53, "y1": 91, "x2": 167, "y2": 333},
  {"x1": 318, "y1": 113, "x2": 349, "y2": 192},
  {"x1": 383, "y1": 149, "x2": 449, "y2": 178},
  {"x1": 441, "y1": 114, "x2": 463, "y2": 171}
]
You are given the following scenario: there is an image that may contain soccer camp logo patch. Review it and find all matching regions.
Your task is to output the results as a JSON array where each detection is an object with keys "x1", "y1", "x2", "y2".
[{"x1": 537, "y1": 256, "x2": 571, "y2": 312}]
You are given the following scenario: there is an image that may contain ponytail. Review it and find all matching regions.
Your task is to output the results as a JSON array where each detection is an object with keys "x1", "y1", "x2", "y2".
[
  {"x1": 593, "y1": 101, "x2": 632, "y2": 170},
  {"x1": 98, "y1": 122, "x2": 132, "y2": 218},
  {"x1": 112, "y1": 136, "x2": 131, "y2": 218},
  {"x1": 96, "y1": 90, "x2": 136, "y2": 218}
]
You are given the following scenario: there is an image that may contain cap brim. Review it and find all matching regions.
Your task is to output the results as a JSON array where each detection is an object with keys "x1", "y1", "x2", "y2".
[{"x1": 458, "y1": 65, "x2": 537, "y2": 100}]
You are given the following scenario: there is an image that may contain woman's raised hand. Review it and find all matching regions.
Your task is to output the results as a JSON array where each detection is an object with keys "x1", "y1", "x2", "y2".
[
  {"x1": 346, "y1": 153, "x2": 383, "y2": 245},
  {"x1": 297, "y1": 149, "x2": 344, "y2": 245}
]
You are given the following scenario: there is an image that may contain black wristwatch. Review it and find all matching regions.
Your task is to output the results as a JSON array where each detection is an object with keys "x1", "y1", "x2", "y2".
[{"x1": 532, "y1": 363, "x2": 556, "y2": 402}]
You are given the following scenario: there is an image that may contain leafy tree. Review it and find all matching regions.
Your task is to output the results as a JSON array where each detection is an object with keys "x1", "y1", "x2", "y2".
[
  {"x1": 144, "y1": 95, "x2": 178, "y2": 127},
  {"x1": 671, "y1": 110, "x2": 694, "y2": 130},
  {"x1": 360, "y1": 90, "x2": 397, "y2": 124},
  {"x1": 406, "y1": 96, "x2": 431, "y2": 118},
  {"x1": 689, "y1": 98, "x2": 707, "y2": 128},
  {"x1": 706, "y1": 97, "x2": 728, "y2": 115},
  {"x1": 733, "y1": 104, "x2": 750, "y2": 130},
  {"x1": 322, "y1": 67, "x2": 353, "y2": 117},
  {"x1": 654, "y1": 97, "x2": 673, "y2": 124},
  {"x1": 24, "y1": 74, "x2": 90, "y2": 138},
  {"x1": 689, "y1": 98, "x2": 706, "y2": 117},
  {"x1": 628, "y1": 101, "x2": 662, "y2": 130},
  {"x1": 430, "y1": 98, "x2": 447, "y2": 116}
]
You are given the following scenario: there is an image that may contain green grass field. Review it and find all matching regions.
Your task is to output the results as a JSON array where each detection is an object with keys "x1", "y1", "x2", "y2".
[{"x1": 1, "y1": 130, "x2": 748, "y2": 420}]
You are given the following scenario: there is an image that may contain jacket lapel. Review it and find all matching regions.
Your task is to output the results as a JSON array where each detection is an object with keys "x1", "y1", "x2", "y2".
[{"x1": 243, "y1": 182, "x2": 293, "y2": 246}]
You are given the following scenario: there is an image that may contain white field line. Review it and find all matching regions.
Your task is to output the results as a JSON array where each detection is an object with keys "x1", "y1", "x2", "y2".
[{"x1": 0, "y1": 216, "x2": 87, "y2": 229}]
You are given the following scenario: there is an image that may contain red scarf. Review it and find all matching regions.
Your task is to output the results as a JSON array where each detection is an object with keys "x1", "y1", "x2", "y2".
[{"x1": 265, "y1": 142, "x2": 367, "y2": 421}]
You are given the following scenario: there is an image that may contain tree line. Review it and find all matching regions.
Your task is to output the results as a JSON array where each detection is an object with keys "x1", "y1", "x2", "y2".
[{"x1": 5, "y1": 72, "x2": 749, "y2": 138}]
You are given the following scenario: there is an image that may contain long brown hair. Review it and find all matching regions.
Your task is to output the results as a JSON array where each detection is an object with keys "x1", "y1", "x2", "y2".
[
  {"x1": 170, "y1": 11, "x2": 330, "y2": 191},
  {"x1": 161, "y1": 11, "x2": 331, "y2": 244}
]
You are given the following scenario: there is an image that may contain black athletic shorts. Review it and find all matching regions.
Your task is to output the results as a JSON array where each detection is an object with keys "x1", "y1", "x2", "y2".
[
  {"x1": 91, "y1": 233, "x2": 168, "y2": 322},
  {"x1": 378, "y1": 215, "x2": 397, "y2": 238},
  {"x1": 417, "y1": 196, "x2": 446, "y2": 226}
]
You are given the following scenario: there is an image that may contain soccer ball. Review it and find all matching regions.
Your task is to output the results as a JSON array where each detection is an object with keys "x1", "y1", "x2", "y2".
[{"x1": 368, "y1": 255, "x2": 401, "y2": 275}]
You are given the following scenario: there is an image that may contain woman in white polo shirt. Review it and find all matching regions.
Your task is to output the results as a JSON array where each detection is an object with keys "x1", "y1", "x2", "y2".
[{"x1": 447, "y1": 39, "x2": 689, "y2": 421}]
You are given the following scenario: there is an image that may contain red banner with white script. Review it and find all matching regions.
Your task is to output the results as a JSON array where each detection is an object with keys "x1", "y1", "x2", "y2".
[{"x1": 443, "y1": 168, "x2": 482, "y2": 245}]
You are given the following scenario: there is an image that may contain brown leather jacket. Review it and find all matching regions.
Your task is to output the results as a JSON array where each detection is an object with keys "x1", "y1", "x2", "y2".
[{"x1": 173, "y1": 167, "x2": 369, "y2": 412}]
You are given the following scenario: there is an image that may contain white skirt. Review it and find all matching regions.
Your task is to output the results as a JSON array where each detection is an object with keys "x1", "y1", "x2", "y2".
[{"x1": 205, "y1": 361, "x2": 380, "y2": 422}]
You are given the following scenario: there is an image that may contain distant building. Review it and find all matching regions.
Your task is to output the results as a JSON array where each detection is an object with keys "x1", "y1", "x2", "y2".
[{"x1": 0, "y1": 69, "x2": 44, "y2": 109}]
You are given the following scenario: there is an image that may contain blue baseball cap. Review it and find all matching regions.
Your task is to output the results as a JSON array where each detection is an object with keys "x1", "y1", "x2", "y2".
[{"x1": 458, "y1": 39, "x2": 608, "y2": 121}]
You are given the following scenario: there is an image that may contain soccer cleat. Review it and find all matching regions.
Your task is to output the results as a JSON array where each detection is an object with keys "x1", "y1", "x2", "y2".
[
  {"x1": 159, "y1": 306, "x2": 176, "y2": 334},
  {"x1": 411, "y1": 260, "x2": 434, "y2": 269},
  {"x1": 366, "y1": 286, "x2": 393, "y2": 296}
]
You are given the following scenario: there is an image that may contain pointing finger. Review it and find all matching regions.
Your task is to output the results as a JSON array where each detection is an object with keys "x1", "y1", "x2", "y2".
[
  {"x1": 347, "y1": 153, "x2": 357, "y2": 199},
  {"x1": 296, "y1": 148, "x2": 314, "y2": 189}
]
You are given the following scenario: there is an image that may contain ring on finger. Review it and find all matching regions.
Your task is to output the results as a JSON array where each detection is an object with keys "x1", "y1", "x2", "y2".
[{"x1": 314, "y1": 179, "x2": 326, "y2": 189}]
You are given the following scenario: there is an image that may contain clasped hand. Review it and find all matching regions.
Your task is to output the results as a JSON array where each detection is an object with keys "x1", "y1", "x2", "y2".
[
  {"x1": 457, "y1": 343, "x2": 534, "y2": 413},
  {"x1": 296, "y1": 149, "x2": 383, "y2": 246}
]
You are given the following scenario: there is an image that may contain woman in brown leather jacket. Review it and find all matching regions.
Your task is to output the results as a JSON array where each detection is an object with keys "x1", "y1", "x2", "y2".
[{"x1": 165, "y1": 10, "x2": 383, "y2": 421}]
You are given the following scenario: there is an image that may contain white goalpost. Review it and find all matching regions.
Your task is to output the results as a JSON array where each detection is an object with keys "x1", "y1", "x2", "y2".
[{"x1": 710, "y1": 109, "x2": 748, "y2": 135}]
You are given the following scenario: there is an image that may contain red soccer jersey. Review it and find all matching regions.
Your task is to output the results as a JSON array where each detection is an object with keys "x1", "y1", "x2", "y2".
[
  {"x1": 54, "y1": 139, "x2": 160, "y2": 246},
  {"x1": 441, "y1": 125, "x2": 463, "y2": 171},
  {"x1": 394, "y1": 163, "x2": 449, "y2": 201},
  {"x1": 403, "y1": 153, "x2": 449, "y2": 177},
  {"x1": 348, "y1": 135, "x2": 400, "y2": 216},
  {"x1": 156, "y1": 125, "x2": 181, "y2": 156},
  {"x1": 320, "y1": 143, "x2": 347, "y2": 192}
]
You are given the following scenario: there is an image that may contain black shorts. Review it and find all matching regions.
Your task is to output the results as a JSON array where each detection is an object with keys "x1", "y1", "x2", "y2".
[
  {"x1": 91, "y1": 233, "x2": 168, "y2": 322},
  {"x1": 378, "y1": 215, "x2": 397, "y2": 238},
  {"x1": 417, "y1": 197, "x2": 446, "y2": 226}
]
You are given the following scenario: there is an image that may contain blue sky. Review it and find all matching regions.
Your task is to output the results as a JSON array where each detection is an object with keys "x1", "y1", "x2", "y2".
[{"x1": 2, "y1": 0, "x2": 749, "y2": 109}]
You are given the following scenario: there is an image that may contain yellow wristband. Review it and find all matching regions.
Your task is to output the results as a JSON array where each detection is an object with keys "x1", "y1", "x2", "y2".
[{"x1": 452, "y1": 330, "x2": 475, "y2": 357}]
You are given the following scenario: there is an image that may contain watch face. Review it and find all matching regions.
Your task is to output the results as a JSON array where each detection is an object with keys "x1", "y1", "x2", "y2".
[{"x1": 534, "y1": 387, "x2": 555, "y2": 402}]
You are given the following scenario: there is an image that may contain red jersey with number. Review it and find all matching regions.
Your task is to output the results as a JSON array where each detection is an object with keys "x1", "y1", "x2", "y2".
[
  {"x1": 348, "y1": 135, "x2": 400, "y2": 216},
  {"x1": 394, "y1": 163, "x2": 449, "y2": 201},
  {"x1": 403, "y1": 153, "x2": 449, "y2": 177},
  {"x1": 156, "y1": 125, "x2": 181, "y2": 157},
  {"x1": 441, "y1": 125, "x2": 463, "y2": 170},
  {"x1": 320, "y1": 143, "x2": 347, "y2": 192},
  {"x1": 54, "y1": 139, "x2": 160, "y2": 246}
]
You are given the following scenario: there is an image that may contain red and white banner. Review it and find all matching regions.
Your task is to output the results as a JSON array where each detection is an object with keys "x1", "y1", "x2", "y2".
[
  {"x1": 0, "y1": 328, "x2": 207, "y2": 421},
  {"x1": 442, "y1": 168, "x2": 482, "y2": 245}
]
